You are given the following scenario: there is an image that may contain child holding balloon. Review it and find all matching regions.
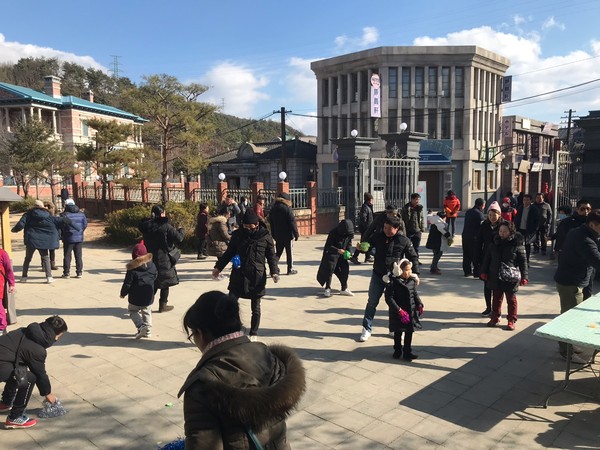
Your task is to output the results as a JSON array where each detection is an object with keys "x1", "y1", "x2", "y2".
[{"x1": 316, "y1": 219, "x2": 355, "y2": 297}]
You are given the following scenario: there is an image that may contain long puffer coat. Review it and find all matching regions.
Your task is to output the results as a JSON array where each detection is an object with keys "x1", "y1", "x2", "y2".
[
  {"x1": 267, "y1": 197, "x2": 299, "y2": 242},
  {"x1": 316, "y1": 219, "x2": 354, "y2": 287},
  {"x1": 139, "y1": 217, "x2": 184, "y2": 289},
  {"x1": 481, "y1": 233, "x2": 528, "y2": 292},
  {"x1": 215, "y1": 225, "x2": 279, "y2": 299},
  {"x1": 206, "y1": 215, "x2": 230, "y2": 257},
  {"x1": 178, "y1": 337, "x2": 306, "y2": 450},
  {"x1": 12, "y1": 206, "x2": 71, "y2": 250},
  {"x1": 384, "y1": 276, "x2": 423, "y2": 333}
]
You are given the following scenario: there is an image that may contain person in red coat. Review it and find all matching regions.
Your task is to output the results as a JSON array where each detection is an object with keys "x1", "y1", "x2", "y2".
[
  {"x1": 500, "y1": 197, "x2": 517, "y2": 222},
  {"x1": 443, "y1": 190, "x2": 461, "y2": 236}
]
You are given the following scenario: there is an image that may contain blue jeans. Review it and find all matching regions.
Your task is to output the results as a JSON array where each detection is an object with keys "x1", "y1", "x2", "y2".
[{"x1": 362, "y1": 272, "x2": 387, "y2": 332}]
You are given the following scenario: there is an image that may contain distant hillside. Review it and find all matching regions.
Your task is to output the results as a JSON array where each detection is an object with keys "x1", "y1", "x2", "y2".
[{"x1": 211, "y1": 113, "x2": 304, "y2": 151}]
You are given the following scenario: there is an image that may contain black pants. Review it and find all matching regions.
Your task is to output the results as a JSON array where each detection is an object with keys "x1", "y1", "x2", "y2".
[
  {"x1": 275, "y1": 239, "x2": 294, "y2": 271},
  {"x1": 63, "y1": 242, "x2": 83, "y2": 276},
  {"x1": 448, "y1": 217, "x2": 456, "y2": 236},
  {"x1": 0, "y1": 364, "x2": 36, "y2": 419},
  {"x1": 326, "y1": 259, "x2": 349, "y2": 290},
  {"x1": 484, "y1": 286, "x2": 492, "y2": 310},
  {"x1": 23, "y1": 247, "x2": 51, "y2": 278},
  {"x1": 533, "y1": 228, "x2": 548, "y2": 253},
  {"x1": 462, "y1": 237, "x2": 476, "y2": 275},
  {"x1": 393, "y1": 330, "x2": 413, "y2": 354},
  {"x1": 155, "y1": 285, "x2": 170, "y2": 305},
  {"x1": 408, "y1": 233, "x2": 422, "y2": 258},
  {"x1": 230, "y1": 294, "x2": 262, "y2": 336},
  {"x1": 197, "y1": 237, "x2": 207, "y2": 258}
]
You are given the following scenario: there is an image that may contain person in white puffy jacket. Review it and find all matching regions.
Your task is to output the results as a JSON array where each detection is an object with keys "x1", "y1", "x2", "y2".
[{"x1": 425, "y1": 211, "x2": 452, "y2": 275}]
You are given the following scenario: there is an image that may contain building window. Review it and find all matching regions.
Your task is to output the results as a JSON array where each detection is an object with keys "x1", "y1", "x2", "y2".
[
  {"x1": 351, "y1": 113, "x2": 357, "y2": 132},
  {"x1": 428, "y1": 109, "x2": 437, "y2": 139},
  {"x1": 331, "y1": 115, "x2": 338, "y2": 139},
  {"x1": 322, "y1": 117, "x2": 329, "y2": 144},
  {"x1": 361, "y1": 70, "x2": 369, "y2": 101},
  {"x1": 351, "y1": 72, "x2": 358, "y2": 102},
  {"x1": 441, "y1": 109, "x2": 451, "y2": 139},
  {"x1": 371, "y1": 117, "x2": 379, "y2": 138},
  {"x1": 473, "y1": 170, "x2": 482, "y2": 191},
  {"x1": 441, "y1": 67, "x2": 450, "y2": 98},
  {"x1": 402, "y1": 108, "x2": 411, "y2": 130},
  {"x1": 428, "y1": 67, "x2": 437, "y2": 97},
  {"x1": 388, "y1": 109, "x2": 397, "y2": 132},
  {"x1": 454, "y1": 108, "x2": 463, "y2": 139},
  {"x1": 473, "y1": 68, "x2": 479, "y2": 100},
  {"x1": 487, "y1": 170, "x2": 495, "y2": 190},
  {"x1": 81, "y1": 120, "x2": 89, "y2": 137},
  {"x1": 322, "y1": 79, "x2": 329, "y2": 107},
  {"x1": 415, "y1": 109, "x2": 424, "y2": 132},
  {"x1": 341, "y1": 114, "x2": 348, "y2": 138},
  {"x1": 415, "y1": 67, "x2": 424, "y2": 98},
  {"x1": 388, "y1": 67, "x2": 398, "y2": 98},
  {"x1": 341, "y1": 75, "x2": 348, "y2": 104},
  {"x1": 332, "y1": 77, "x2": 339, "y2": 105},
  {"x1": 455, "y1": 67, "x2": 464, "y2": 98},
  {"x1": 402, "y1": 67, "x2": 410, "y2": 98}
]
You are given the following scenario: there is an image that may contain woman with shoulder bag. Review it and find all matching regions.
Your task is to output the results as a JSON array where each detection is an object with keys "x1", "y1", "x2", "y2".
[
  {"x1": 479, "y1": 222, "x2": 528, "y2": 331},
  {"x1": 139, "y1": 205, "x2": 184, "y2": 313}
]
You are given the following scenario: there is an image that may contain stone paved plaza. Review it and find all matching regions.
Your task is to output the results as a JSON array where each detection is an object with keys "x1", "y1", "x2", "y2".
[{"x1": 3, "y1": 221, "x2": 600, "y2": 449}]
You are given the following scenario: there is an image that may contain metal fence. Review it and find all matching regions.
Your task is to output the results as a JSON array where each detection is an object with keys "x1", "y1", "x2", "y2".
[
  {"x1": 227, "y1": 188, "x2": 253, "y2": 202},
  {"x1": 112, "y1": 185, "x2": 125, "y2": 201},
  {"x1": 192, "y1": 188, "x2": 218, "y2": 204},
  {"x1": 317, "y1": 187, "x2": 343, "y2": 207},
  {"x1": 129, "y1": 187, "x2": 142, "y2": 202},
  {"x1": 168, "y1": 188, "x2": 185, "y2": 203},
  {"x1": 289, "y1": 188, "x2": 307, "y2": 209},
  {"x1": 147, "y1": 188, "x2": 162, "y2": 203}
]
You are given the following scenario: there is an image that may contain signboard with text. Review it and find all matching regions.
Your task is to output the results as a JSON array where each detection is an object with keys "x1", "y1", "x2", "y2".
[{"x1": 370, "y1": 73, "x2": 381, "y2": 118}]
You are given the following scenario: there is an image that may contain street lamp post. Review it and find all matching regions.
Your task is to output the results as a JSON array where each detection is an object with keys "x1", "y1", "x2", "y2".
[{"x1": 483, "y1": 142, "x2": 523, "y2": 204}]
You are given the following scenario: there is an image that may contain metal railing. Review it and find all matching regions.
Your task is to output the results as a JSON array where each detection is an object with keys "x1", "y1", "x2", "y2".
[
  {"x1": 129, "y1": 187, "x2": 142, "y2": 202},
  {"x1": 289, "y1": 188, "x2": 307, "y2": 209},
  {"x1": 226, "y1": 188, "x2": 253, "y2": 202},
  {"x1": 317, "y1": 187, "x2": 343, "y2": 207},
  {"x1": 147, "y1": 188, "x2": 162, "y2": 203},
  {"x1": 168, "y1": 188, "x2": 185, "y2": 203},
  {"x1": 112, "y1": 185, "x2": 125, "y2": 200},
  {"x1": 192, "y1": 188, "x2": 218, "y2": 204}
]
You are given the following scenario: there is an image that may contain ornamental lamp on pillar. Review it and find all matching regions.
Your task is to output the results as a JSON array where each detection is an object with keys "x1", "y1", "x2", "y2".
[
  {"x1": 217, "y1": 172, "x2": 227, "y2": 204},
  {"x1": 277, "y1": 171, "x2": 289, "y2": 195}
]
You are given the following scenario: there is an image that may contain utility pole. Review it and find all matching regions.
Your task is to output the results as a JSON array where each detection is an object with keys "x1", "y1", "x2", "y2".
[
  {"x1": 563, "y1": 109, "x2": 576, "y2": 151},
  {"x1": 275, "y1": 107, "x2": 291, "y2": 173}
]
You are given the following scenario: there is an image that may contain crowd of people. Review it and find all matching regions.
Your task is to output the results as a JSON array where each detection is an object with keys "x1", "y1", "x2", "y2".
[{"x1": 2, "y1": 186, "x2": 599, "y2": 446}]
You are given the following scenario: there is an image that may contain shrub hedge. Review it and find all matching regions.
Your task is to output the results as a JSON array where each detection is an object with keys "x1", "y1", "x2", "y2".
[
  {"x1": 9, "y1": 197, "x2": 38, "y2": 214},
  {"x1": 104, "y1": 201, "x2": 201, "y2": 251}
]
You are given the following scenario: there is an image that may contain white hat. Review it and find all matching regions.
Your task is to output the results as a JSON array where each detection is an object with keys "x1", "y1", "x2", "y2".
[{"x1": 65, "y1": 199, "x2": 75, "y2": 206}]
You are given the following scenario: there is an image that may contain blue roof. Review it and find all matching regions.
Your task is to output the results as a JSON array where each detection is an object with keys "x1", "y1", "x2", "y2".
[{"x1": 0, "y1": 81, "x2": 147, "y2": 123}]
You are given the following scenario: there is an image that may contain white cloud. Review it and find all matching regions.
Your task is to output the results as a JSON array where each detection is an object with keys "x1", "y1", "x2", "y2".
[
  {"x1": 284, "y1": 57, "x2": 315, "y2": 103},
  {"x1": 286, "y1": 112, "x2": 317, "y2": 137},
  {"x1": 334, "y1": 27, "x2": 379, "y2": 53},
  {"x1": 542, "y1": 16, "x2": 565, "y2": 31},
  {"x1": 0, "y1": 33, "x2": 106, "y2": 71},
  {"x1": 414, "y1": 26, "x2": 600, "y2": 123},
  {"x1": 513, "y1": 15, "x2": 527, "y2": 26},
  {"x1": 201, "y1": 62, "x2": 269, "y2": 118}
]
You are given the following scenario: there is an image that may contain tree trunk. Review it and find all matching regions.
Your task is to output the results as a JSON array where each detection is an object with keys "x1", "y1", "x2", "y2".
[
  {"x1": 100, "y1": 177, "x2": 108, "y2": 217},
  {"x1": 161, "y1": 145, "x2": 168, "y2": 204}
]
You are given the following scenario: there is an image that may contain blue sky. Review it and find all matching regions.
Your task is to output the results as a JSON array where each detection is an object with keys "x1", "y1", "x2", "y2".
[{"x1": 2, "y1": 0, "x2": 599, "y2": 135}]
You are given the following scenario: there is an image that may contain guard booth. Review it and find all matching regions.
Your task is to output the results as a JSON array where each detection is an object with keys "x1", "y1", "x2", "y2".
[
  {"x1": 1, "y1": 187, "x2": 22, "y2": 325},
  {"x1": 334, "y1": 131, "x2": 425, "y2": 225}
]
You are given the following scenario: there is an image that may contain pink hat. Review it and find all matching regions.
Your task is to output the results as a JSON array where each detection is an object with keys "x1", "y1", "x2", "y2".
[
  {"x1": 488, "y1": 201, "x2": 501, "y2": 213},
  {"x1": 132, "y1": 241, "x2": 148, "y2": 259}
]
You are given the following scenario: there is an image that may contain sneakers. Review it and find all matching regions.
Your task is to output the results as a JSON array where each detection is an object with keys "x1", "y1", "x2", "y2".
[
  {"x1": 135, "y1": 325, "x2": 148, "y2": 339},
  {"x1": 50, "y1": 264, "x2": 58, "y2": 270},
  {"x1": 506, "y1": 321, "x2": 515, "y2": 331},
  {"x1": 340, "y1": 289, "x2": 354, "y2": 296},
  {"x1": 403, "y1": 353, "x2": 419, "y2": 361},
  {"x1": 323, "y1": 288, "x2": 331, "y2": 298},
  {"x1": 486, "y1": 319, "x2": 499, "y2": 327},
  {"x1": 158, "y1": 304, "x2": 174, "y2": 313},
  {"x1": 349, "y1": 257, "x2": 361, "y2": 265},
  {"x1": 481, "y1": 308, "x2": 492, "y2": 317},
  {"x1": 5, "y1": 415, "x2": 37, "y2": 429},
  {"x1": 287, "y1": 269, "x2": 298, "y2": 275},
  {"x1": 365, "y1": 257, "x2": 374, "y2": 263},
  {"x1": 20, "y1": 277, "x2": 28, "y2": 283},
  {"x1": 0, "y1": 402, "x2": 11, "y2": 413},
  {"x1": 144, "y1": 332, "x2": 152, "y2": 339},
  {"x1": 249, "y1": 335, "x2": 258, "y2": 342},
  {"x1": 359, "y1": 327, "x2": 371, "y2": 342},
  {"x1": 61, "y1": 274, "x2": 70, "y2": 279},
  {"x1": 46, "y1": 277, "x2": 55, "y2": 284},
  {"x1": 76, "y1": 273, "x2": 82, "y2": 279}
]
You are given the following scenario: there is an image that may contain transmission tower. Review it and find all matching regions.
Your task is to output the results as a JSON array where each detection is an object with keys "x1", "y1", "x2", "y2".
[{"x1": 109, "y1": 55, "x2": 121, "y2": 80}]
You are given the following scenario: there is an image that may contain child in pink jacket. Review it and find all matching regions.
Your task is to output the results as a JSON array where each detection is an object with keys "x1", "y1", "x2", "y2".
[{"x1": 0, "y1": 249, "x2": 16, "y2": 335}]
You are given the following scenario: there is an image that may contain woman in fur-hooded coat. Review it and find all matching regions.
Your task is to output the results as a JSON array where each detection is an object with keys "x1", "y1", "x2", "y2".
[
  {"x1": 206, "y1": 213, "x2": 230, "y2": 258},
  {"x1": 316, "y1": 219, "x2": 354, "y2": 291}
]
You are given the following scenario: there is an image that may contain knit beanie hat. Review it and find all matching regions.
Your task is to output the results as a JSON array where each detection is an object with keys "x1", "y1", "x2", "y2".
[
  {"x1": 243, "y1": 208, "x2": 259, "y2": 225},
  {"x1": 35, "y1": 200, "x2": 45, "y2": 208},
  {"x1": 132, "y1": 241, "x2": 148, "y2": 259},
  {"x1": 488, "y1": 201, "x2": 501, "y2": 213},
  {"x1": 65, "y1": 199, "x2": 75, "y2": 206}
]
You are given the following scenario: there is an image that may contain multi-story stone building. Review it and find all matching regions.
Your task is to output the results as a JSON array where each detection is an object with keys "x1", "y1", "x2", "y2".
[
  {"x1": 0, "y1": 76, "x2": 145, "y2": 181},
  {"x1": 311, "y1": 46, "x2": 510, "y2": 208}
]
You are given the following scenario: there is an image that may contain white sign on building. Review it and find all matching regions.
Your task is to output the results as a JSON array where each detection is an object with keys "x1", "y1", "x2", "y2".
[{"x1": 370, "y1": 73, "x2": 381, "y2": 118}]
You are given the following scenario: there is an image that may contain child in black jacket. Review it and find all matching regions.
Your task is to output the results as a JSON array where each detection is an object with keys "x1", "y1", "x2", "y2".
[
  {"x1": 120, "y1": 242, "x2": 157, "y2": 339},
  {"x1": 384, "y1": 259, "x2": 423, "y2": 361}
]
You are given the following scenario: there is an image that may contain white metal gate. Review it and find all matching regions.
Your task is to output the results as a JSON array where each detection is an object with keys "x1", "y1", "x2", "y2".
[{"x1": 369, "y1": 157, "x2": 418, "y2": 212}]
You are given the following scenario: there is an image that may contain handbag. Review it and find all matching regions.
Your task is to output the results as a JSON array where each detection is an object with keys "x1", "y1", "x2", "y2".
[
  {"x1": 499, "y1": 262, "x2": 521, "y2": 283},
  {"x1": 3, "y1": 280, "x2": 17, "y2": 325},
  {"x1": 168, "y1": 247, "x2": 181, "y2": 265},
  {"x1": 11, "y1": 334, "x2": 28, "y2": 389}
]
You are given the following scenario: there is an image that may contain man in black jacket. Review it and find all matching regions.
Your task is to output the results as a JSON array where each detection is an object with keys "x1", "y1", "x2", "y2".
[
  {"x1": 401, "y1": 193, "x2": 426, "y2": 262},
  {"x1": 0, "y1": 316, "x2": 67, "y2": 428},
  {"x1": 554, "y1": 209, "x2": 600, "y2": 361},
  {"x1": 358, "y1": 216, "x2": 418, "y2": 342},
  {"x1": 350, "y1": 192, "x2": 374, "y2": 264},
  {"x1": 267, "y1": 193, "x2": 299, "y2": 275},
  {"x1": 532, "y1": 193, "x2": 553, "y2": 255},
  {"x1": 462, "y1": 198, "x2": 486, "y2": 276},
  {"x1": 514, "y1": 194, "x2": 541, "y2": 265}
]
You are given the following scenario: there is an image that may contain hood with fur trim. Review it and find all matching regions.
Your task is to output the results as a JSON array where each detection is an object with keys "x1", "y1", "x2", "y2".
[
  {"x1": 208, "y1": 215, "x2": 228, "y2": 225},
  {"x1": 179, "y1": 339, "x2": 306, "y2": 432},
  {"x1": 126, "y1": 253, "x2": 153, "y2": 271},
  {"x1": 274, "y1": 196, "x2": 292, "y2": 207}
]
